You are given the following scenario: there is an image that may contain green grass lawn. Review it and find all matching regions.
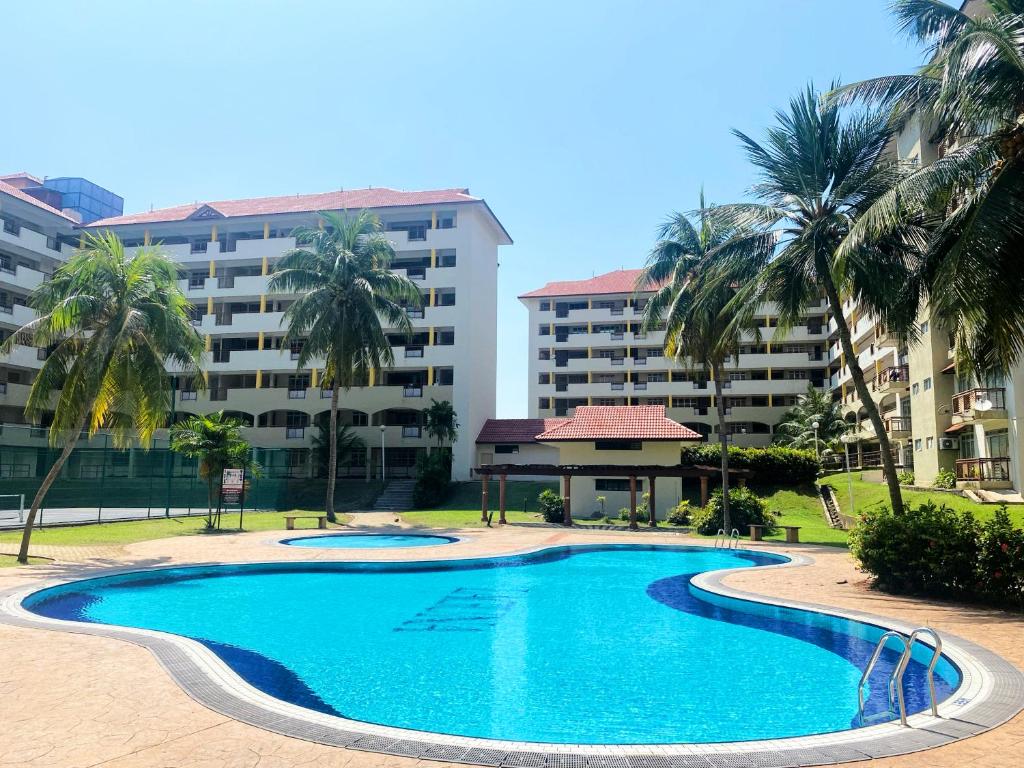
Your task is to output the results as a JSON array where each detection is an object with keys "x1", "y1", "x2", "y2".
[
  {"x1": 0, "y1": 510, "x2": 352, "y2": 548},
  {"x1": 402, "y1": 481, "x2": 558, "y2": 528},
  {"x1": 0, "y1": 554, "x2": 48, "y2": 568}
]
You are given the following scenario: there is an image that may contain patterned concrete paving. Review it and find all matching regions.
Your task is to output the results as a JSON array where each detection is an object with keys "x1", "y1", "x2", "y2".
[{"x1": 0, "y1": 520, "x2": 1022, "y2": 768}]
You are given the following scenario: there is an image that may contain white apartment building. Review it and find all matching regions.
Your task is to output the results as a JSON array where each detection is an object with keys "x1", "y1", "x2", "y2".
[
  {"x1": 0, "y1": 180, "x2": 510, "y2": 483},
  {"x1": 520, "y1": 269, "x2": 831, "y2": 446}
]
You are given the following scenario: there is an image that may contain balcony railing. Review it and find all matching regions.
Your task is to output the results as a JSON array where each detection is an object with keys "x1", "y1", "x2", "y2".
[
  {"x1": 288, "y1": 389, "x2": 307, "y2": 399},
  {"x1": 405, "y1": 347, "x2": 424, "y2": 358},
  {"x1": 952, "y1": 387, "x2": 1006, "y2": 415},
  {"x1": 610, "y1": 358, "x2": 624, "y2": 366},
  {"x1": 610, "y1": 382, "x2": 624, "y2": 391},
  {"x1": 610, "y1": 331, "x2": 623, "y2": 340},
  {"x1": 885, "y1": 416, "x2": 912, "y2": 433},
  {"x1": 403, "y1": 386, "x2": 423, "y2": 398},
  {"x1": 633, "y1": 358, "x2": 647, "y2": 366},
  {"x1": 955, "y1": 457, "x2": 1011, "y2": 482},
  {"x1": 876, "y1": 365, "x2": 910, "y2": 388},
  {"x1": 179, "y1": 390, "x2": 198, "y2": 401},
  {"x1": 633, "y1": 382, "x2": 647, "y2": 391},
  {"x1": 401, "y1": 426, "x2": 422, "y2": 438},
  {"x1": 406, "y1": 308, "x2": 424, "y2": 320},
  {"x1": 285, "y1": 427, "x2": 305, "y2": 439}
]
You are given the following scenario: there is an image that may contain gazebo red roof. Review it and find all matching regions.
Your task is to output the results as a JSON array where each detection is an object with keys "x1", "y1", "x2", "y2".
[{"x1": 476, "y1": 418, "x2": 569, "y2": 443}]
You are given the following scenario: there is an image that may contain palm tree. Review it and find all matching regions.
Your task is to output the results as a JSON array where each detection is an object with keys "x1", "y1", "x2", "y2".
[
  {"x1": 707, "y1": 85, "x2": 928, "y2": 514},
  {"x1": 1, "y1": 231, "x2": 203, "y2": 562},
  {"x1": 638, "y1": 193, "x2": 761, "y2": 535},
  {"x1": 774, "y1": 383, "x2": 849, "y2": 454},
  {"x1": 424, "y1": 399, "x2": 459, "y2": 450},
  {"x1": 831, "y1": 0, "x2": 1024, "y2": 376},
  {"x1": 311, "y1": 420, "x2": 366, "y2": 478},
  {"x1": 268, "y1": 210, "x2": 422, "y2": 522},
  {"x1": 170, "y1": 412, "x2": 259, "y2": 528}
]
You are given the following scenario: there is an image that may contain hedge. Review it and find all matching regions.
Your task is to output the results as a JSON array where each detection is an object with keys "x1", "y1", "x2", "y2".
[
  {"x1": 690, "y1": 487, "x2": 779, "y2": 535},
  {"x1": 680, "y1": 445, "x2": 819, "y2": 486}
]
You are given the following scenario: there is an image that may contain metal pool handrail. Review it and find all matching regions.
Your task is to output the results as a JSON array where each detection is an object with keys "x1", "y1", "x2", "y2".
[
  {"x1": 858, "y1": 630, "x2": 910, "y2": 726},
  {"x1": 907, "y1": 627, "x2": 943, "y2": 718},
  {"x1": 713, "y1": 528, "x2": 741, "y2": 549}
]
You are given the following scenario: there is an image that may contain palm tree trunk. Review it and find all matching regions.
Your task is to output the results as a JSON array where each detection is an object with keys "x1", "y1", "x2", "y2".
[
  {"x1": 713, "y1": 367, "x2": 732, "y2": 535},
  {"x1": 820, "y1": 271, "x2": 904, "y2": 514},
  {"x1": 17, "y1": 416, "x2": 88, "y2": 563},
  {"x1": 325, "y1": 381, "x2": 340, "y2": 523},
  {"x1": 206, "y1": 476, "x2": 214, "y2": 528}
]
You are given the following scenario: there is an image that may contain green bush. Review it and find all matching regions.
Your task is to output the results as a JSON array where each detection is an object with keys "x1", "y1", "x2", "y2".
[
  {"x1": 934, "y1": 468, "x2": 956, "y2": 489},
  {"x1": 849, "y1": 502, "x2": 981, "y2": 597},
  {"x1": 975, "y1": 507, "x2": 1024, "y2": 608},
  {"x1": 538, "y1": 489, "x2": 566, "y2": 523},
  {"x1": 897, "y1": 470, "x2": 915, "y2": 486},
  {"x1": 412, "y1": 451, "x2": 453, "y2": 508},
  {"x1": 666, "y1": 501, "x2": 690, "y2": 526},
  {"x1": 680, "y1": 445, "x2": 819, "y2": 486},
  {"x1": 618, "y1": 493, "x2": 648, "y2": 521},
  {"x1": 690, "y1": 487, "x2": 778, "y2": 535}
]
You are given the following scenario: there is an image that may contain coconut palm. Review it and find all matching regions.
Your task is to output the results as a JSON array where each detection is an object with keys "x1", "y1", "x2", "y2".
[
  {"x1": 707, "y1": 86, "x2": 929, "y2": 514},
  {"x1": 773, "y1": 383, "x2": 848, "y2": 454},
  {"x1": 170, "y1": 412, "x2": 260, "y2": 528},
  {"x1": 424, "y1": 399, "x2": 459, "y2": 450},
  {"x1": 1, "y1": 231, "x2": 203, "y2": 562},
  {"x1": 832, "y1": 0, "x2": 1024, "y2": 375},
  {"x1": 268, "y1": 210, "x2": 422, "y2": 521},
  {"x1": 638, "y1": 193, "x2": 762, "y2": 534}
]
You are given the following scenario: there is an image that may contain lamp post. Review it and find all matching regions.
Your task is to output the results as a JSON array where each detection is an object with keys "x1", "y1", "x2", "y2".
[
  {"x1": 380, "y1": 425, "x2": 386, "y2": 482},
  {"x1": 840, "y1": 432, "x2": 859, "y2": 520},
  {"x1": 812, "y1": 420, "x2": 820, "y2": 461}
]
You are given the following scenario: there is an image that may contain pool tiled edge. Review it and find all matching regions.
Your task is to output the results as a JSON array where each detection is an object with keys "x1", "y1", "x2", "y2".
[{"x1": 1, "y1": 547, "x2": 1022, "y2": 768}]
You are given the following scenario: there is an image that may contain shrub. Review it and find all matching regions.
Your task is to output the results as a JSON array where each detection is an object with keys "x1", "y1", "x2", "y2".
[
  {"x1": 690, "y1": 487, "x2": 778, "y2": 536},
  {"x1": 975, "y1": 507, "x2": 1024, "y2": 608},
  {"x1": 849, "y1": 502, "x2": 981, "y2": 597},
  {"x1": 680, "y1": 445, "x2": 819, "y2": 486},
  {"x1": 538, "y1": 489, "x2": 566, "y2": 523},
  {"x1": 618, "y1": 492, "x2": 649, "y2": 522},
  {"x1": 897, "y1": 470, "x2": 915, "y2": 486},
  {"x1": 934, "y1": 468, "x2": 956, "y2": 489},
  {"x1": 666, "y1": 501, "x2": 690, "y2": 526},
  {"x1": 412, "y1": 451, "x2": 453, "y2": 508}
]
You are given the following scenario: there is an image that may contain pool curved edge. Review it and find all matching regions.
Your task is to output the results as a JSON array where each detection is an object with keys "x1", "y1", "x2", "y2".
[
  {"x1": 0, "y1": 546, "x2": 1021, "y2": 767},
  {"x1": 278, "y1": 531, "x2": 461, "y2": 548}
]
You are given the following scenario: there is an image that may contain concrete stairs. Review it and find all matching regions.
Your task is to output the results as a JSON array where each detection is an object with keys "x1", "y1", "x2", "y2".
[{"x1": 372, "y1": 479, "x2": 416, "y2": 511}]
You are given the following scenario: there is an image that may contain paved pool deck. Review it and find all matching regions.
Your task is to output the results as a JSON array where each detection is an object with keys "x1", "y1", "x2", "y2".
[{"x1": 1, "y1": 517, "x2": 1022, "y2": 768}]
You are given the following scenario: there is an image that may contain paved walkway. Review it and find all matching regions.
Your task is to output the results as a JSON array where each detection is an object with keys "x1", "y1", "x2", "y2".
[{"x1": 0, "y1": 523, "x2": 1021, "y2": 767}]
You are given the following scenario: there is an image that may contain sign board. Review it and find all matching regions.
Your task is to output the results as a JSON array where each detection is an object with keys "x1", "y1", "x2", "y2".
[{"x1": 221, "y1": 468, "x2": 244, "y2": 506}]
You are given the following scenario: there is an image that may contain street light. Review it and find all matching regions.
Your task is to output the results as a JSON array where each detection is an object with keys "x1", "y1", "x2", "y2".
[
  {"x1": 380, "y1": 425, "x2": 386, "y2": 482},
  {"x1": 812, "y1": 420, "x2": 820, "y2": 461},
  {"x1": 840, "y1": 432, "x2": 859, "y2": 520}
]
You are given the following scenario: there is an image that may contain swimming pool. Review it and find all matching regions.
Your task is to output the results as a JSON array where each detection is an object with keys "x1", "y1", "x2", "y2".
[
  {"x1": 23, "y1": 545, "x2": 960, "y2": 745},
  {"x1": 281, "y1": 533, "x2": 458, "y2": 549}
]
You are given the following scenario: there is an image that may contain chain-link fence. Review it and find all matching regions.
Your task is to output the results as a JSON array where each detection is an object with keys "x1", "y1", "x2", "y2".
[{"x1": 0, "y1": 424, "x2": 382, "y2": 528}]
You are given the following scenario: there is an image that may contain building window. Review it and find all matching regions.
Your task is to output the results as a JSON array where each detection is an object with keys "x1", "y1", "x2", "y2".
[
  {"x1": 494, "y1": 444, "x2": 520, "y2": 454},
  {"x1": 920, "y1": 320, "x2": 930, "y2": 334},
  {"x1": 539, "y1": 301, "x2": 550, "y2": 311},
  {"x1": 595, "y1": 478, "x2": 643, "y2": 492},
  {"x1": 926, "y1": 436, "x2": 934, "y2": 449},
  {"x1": 912, "y1": 383, "x2": 919, "y2": 395},
  {"x1": 914, "y1": 439, "x2": 922, "y2": 451},
  {"x1": 594, "y1": 440, "x2": 642, "y2": 451},
  {"x1": 923, "y1": 377, "x2": 932, "y2": 391}
]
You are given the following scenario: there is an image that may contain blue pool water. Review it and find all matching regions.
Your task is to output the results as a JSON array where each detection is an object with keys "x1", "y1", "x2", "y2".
[
  {"x1": 282, "y1": 533, "x2": 458, "y2": 549},
  {"x1": 24, "y1": 545, "x2": 960, "y2": 744}
]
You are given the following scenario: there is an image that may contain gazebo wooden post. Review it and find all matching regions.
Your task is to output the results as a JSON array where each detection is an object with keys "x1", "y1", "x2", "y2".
[
  {"x1": 498, "y1": 474, "x2": 507, "y2": 525},
  {"x1": 700, "y1": 475, "x2": 709, "y2": 507},
  {"x1": 629, "y1": 475, "x2": 638, "y2": 530},
  {"x1": 562, "y1": 474, "x2": 573, "y2": 526},
  {"x1": 647, "y1": 475, "x2": 657, "y2": 527},
  {"x1": 480, "y1": 474, "x2": 490, "y2": 523}
]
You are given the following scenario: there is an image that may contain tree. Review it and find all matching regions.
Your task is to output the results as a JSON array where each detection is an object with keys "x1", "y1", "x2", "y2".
[
  {"x1": 773, "y1": 382, "x2": 848, "y2": 454},
  {"x1": 638, "y1": 192, "x2": 761, "y2": 535},
  {"x1": 424, "y1": 399, "x2": 459, "y2": 449},
  {"x1": 0, "y1": 231, "x2": 203, "y2": 562},
  {"x1": 706, "y1": 86, "x2": 928, "y2": 515},
  {"x1": 832, "y1": 0, "x2": 1024, "y2": 376},
  {"x1": 311, "y1": 420, "x2": 366, "y2": 478},
  {"x1": 170, "y1": 412, "x2": 260, "y2": 529},
  {"x1": 267, "y1": 210, "x2": 421, "y2": 521}
]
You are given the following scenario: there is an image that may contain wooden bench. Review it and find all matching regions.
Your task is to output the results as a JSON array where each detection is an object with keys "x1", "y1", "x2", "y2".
[
  {"x1": 284, "y1": 514, "x2": 328, "y2": 530},
  {"x1": 780, "y1": 525, "x2": 801, "y2": 543},
  {"x1": 748, "y1": 524, "x2": 765, "y2": 541}
]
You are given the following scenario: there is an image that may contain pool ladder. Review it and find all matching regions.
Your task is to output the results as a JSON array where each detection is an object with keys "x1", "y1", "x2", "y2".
[
  {"x1": 714, "y1": 528, "x2": 740, "y2": 549},
  {"x1": 857, "y1": 627, "x2": 943, "y2": 727}
]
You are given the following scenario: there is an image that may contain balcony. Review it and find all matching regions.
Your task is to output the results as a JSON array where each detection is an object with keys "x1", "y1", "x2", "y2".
[
  {"x1": 401, "y1": 426, "x2": 422, "y2": 438},
  {"x1": 884, "y1": 416, "x2": 912, "y2": 437},
  {"x1": 875, "y1": 365, "x2": 910, "y2": 393},
  {"x1": 403, "y1": 386, "x2": 423, "y2": 398},
  {"x1": 955, "y1": 457, "x2": 1012, "y2": 489},
  {"x1": 952, "y1": 387, "x2": 1007, "y2": 424},
  {"x1": 285, "y1": 427, "x2": 305, "y2": 439}
]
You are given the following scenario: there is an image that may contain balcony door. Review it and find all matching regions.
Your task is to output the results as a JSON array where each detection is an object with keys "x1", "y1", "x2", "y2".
[{"x1": 987, "y1": 429, "x2": 1010, "y2": 459}]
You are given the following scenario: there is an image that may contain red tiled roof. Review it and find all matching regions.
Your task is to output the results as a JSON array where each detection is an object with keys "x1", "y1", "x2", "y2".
[
  {"x1": 88, "y1": 187, "x2": 481, "y2": 227},
  {"x1": 536, "y1": 406, "x2": 701, "y2": 442},
  {"x1": 476, "y1": 418, "x2": 569, "y2": 444},
  {"x1": 519, "y1": 269, "x2": 658, "y2": 299},
  {"x1": 0, "y1": 179, "x2": 75, "y2": 221}
]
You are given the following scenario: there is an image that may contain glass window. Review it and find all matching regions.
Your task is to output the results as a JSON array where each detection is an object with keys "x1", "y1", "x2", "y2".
[
  {"x1": 926, "y1": 437, "x2": 934, "y2": 449},
  {"x1": 912, "y1": 383, "x2": 919, "y2": 395},
  {"x1": 923, "y1": 377, "x2": 932, "y2": 391},
  {"x1": 914, "y1": 439, "x2": 922, "y2": 451}
]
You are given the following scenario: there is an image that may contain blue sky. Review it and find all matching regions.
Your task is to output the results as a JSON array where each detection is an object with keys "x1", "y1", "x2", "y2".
[{"x1": 5, "y1": 1, "x2": 926, "y2": 417}]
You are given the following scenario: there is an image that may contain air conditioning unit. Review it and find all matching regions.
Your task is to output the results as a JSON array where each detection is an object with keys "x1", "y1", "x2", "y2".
[{"x1": 938, "y1": 438, "x2": 958, "y2": 451}]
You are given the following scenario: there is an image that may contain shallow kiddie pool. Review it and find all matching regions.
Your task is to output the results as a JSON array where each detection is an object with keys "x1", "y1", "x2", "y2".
[
  {"x1": 24, "y1": 544, "x2": 960, "y2": 745},
  {"x1": 280, "y1": 532, "x2": 458, "y2": 549}
]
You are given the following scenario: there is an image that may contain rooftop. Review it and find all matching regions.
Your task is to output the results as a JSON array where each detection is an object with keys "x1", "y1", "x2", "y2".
[
  {"x1": 520, "y1": 268, "x2": 656, "y2": 299},
  {"x1": 477, "y1": 406, "x2": 701, "y2": 444},
  {"x1": 476, "y1": 418, "x2": 570, "y2": 444}
]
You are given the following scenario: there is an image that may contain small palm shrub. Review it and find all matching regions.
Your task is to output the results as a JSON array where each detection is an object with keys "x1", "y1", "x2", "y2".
[
  {"x1": 691, "y1": 487, "x2": 778, "y2": 535},
  {"x1": 412, "y1": 451, "x2": 452, "y2": 508},
  {"x1": 538, "y1": 489, "x2": 565, "y2": 523},
  {"x1": 934, "y1": 468, "x2": 956, "y2": 490},
  {"x1": 666, "y1": 501, "x2": 690, "y2": 526}
]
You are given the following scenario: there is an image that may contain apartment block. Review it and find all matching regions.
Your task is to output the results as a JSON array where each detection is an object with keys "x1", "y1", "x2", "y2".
[
  {"x1": 0, "y1": 179, "x2": 510, "y2": 482},
  {"x1": 519, "y1": 270, "x2": 830, "y2": 446}
]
